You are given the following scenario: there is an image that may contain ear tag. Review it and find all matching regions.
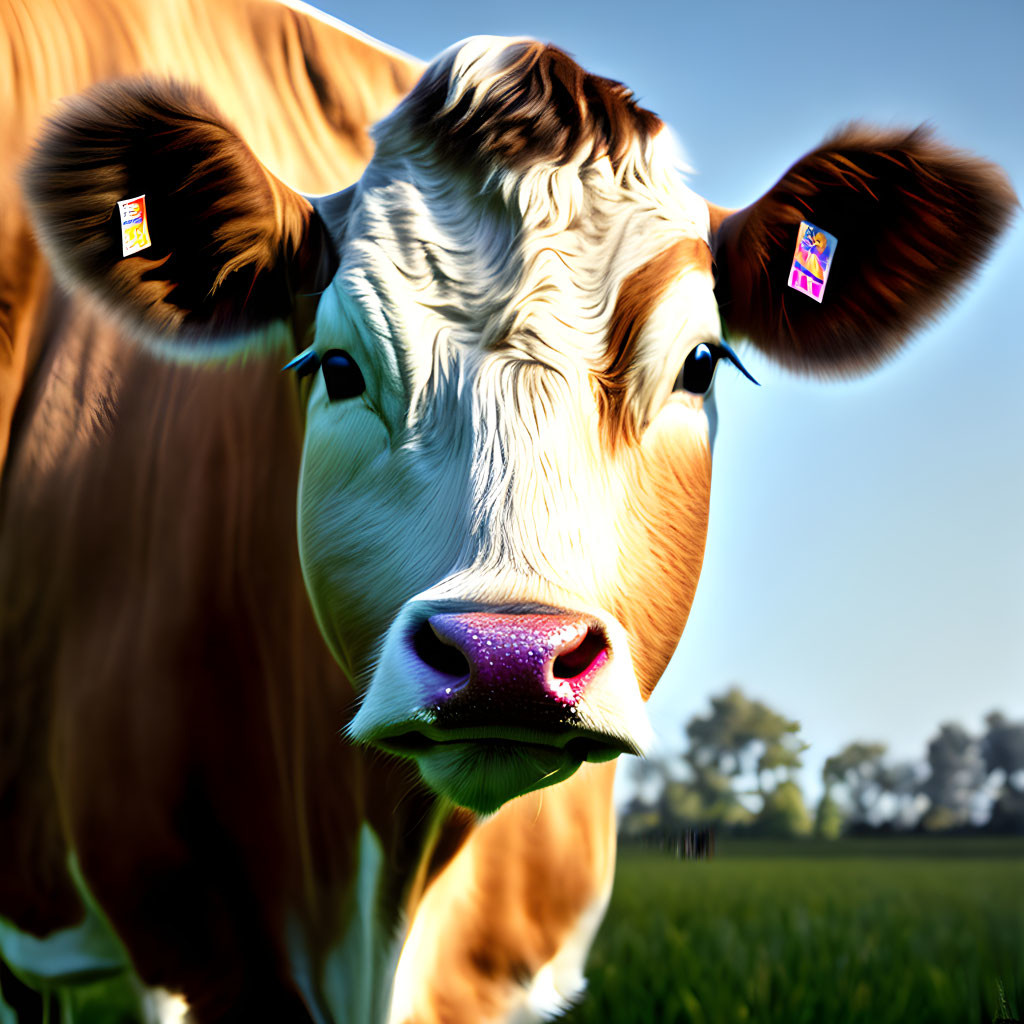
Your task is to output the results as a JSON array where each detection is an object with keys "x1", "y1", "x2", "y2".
[
  {"x1": 787, "y1": 221, "x2": 837, "y2": 303},
  {"x1": 117, "y1": 195, "x2": 151, "y2": 257}
]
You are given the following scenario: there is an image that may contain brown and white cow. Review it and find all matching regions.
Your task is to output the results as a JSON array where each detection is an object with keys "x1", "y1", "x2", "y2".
[{"x1": 0, "y1": 0, "x2": 1015, "y2": 1021}]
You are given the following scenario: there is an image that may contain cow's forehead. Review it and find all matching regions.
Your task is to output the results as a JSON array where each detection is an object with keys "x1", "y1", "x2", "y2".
[{"x1": 328, "y1": 36, "x2": 717, "y2": 437}]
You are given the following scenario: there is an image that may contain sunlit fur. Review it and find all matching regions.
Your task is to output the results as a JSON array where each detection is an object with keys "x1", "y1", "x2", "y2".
[
  {"x1": 293, "y1": 38, "x2": 718, "y2": 806},
  {"x1": 388, "y1": 761, "x2": 618, "y2": 1024}
]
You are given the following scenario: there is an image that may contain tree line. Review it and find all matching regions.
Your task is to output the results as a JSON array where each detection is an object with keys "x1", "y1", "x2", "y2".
[{"x1": 619, "y1": 687, "x2": 1024, "y2": 840}]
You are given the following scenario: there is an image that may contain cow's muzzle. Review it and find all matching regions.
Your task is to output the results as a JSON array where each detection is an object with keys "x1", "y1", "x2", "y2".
[{"x1": 350, "y1": 607, "x2": 646, "y2": 813}]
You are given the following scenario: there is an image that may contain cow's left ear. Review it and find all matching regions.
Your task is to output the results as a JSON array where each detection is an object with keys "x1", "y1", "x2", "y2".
[
  {"x1": 23, "y1": 77, "x2": 340, "y2": 352},
  {"x1": 710, "y1": 125, "x2": 1017, "y2": 376}
]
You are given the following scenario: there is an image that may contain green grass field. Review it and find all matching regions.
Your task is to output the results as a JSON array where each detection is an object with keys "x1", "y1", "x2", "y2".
[
  {"x1": 3, "y1": 837, "x2": 1020, "y2": 1023},
  {"x1": 562, "y1": 837, "x2": 1024, "y2": 1024}
]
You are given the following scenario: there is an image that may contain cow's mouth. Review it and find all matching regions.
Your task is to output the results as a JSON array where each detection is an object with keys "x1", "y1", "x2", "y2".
[
  {"x1": 372, "y1": 727, "x2": 634, "y2": 814},
  {"x1": 376, "y1": 726, "x2": 631, "y2": 761}
]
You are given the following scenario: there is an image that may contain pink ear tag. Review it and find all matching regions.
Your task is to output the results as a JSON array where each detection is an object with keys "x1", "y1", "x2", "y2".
[
  {"x1": 787, "y1": 221, "x2": 837, "y2": 303},
  {"x1": 117, "y1": 195, "x2": 152, "y2": 257}
]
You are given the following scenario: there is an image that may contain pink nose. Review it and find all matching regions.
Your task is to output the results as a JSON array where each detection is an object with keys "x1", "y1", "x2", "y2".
[{"x1": 412, "y1": 612, "x2": 610, "y2": 717}]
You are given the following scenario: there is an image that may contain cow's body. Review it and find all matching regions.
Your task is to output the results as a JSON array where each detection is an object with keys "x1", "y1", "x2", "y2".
[
  {"x1": 0, "y1": 1, "x2": 1015, "y2": 1022},
  {"x1": 1, "y1": 4, "x2": 620, "y2": 1022}
]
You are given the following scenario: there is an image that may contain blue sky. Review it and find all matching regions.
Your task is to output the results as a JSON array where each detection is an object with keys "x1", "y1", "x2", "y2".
[{"x1": 319, "y1": 0, "x2": 1023, "y2": 802}]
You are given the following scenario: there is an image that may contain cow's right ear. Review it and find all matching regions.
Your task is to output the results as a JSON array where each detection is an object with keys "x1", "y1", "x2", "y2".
[{"x1": 23, "y1": 78, "x2": 341, "y2": 353}]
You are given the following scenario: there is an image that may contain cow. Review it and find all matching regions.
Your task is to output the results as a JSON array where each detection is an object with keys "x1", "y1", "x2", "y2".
[{"x1": 0, "y1": 0, "x2": 1015, "y2": 1020}]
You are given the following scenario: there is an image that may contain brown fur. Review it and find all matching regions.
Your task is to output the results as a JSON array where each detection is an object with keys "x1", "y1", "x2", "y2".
[
  {"x1": 390, "y1": 762, "x2": 617, "y2": 1024},
  {"x1": 612, "y1": 406, "x2": 712, "y2": 700},
  {"x1": 712, "y1": 124, "x2": 1018, "y2": 376},
  {"x1": 403, "y1": 40, "x2": 662, "y2": 175},
  {"x1": 0, "y1": 0, "x2": 429, "y2": 1015},
  {"x1": 596, "y1": 239, "x2": 711, "y2": 442}
]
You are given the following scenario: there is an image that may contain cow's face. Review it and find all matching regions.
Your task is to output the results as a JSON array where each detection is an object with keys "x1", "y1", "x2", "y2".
[
  {"x1": 295, "y1": 41, "x2": 722, "y2": 809},
  {"x1": 24, "y1": 42, "x2": 1015, "y2": 813}
]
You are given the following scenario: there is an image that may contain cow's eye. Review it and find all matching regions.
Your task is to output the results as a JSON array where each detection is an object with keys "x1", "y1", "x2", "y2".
[
  {"x1": 322, "y1": 349, "x2": 366, "y2": 401},
  {"x1": 677, "y1": 343, "x2": 718, "y2": 394},
  {"x1": 674, "y1": 341, "x2": 758, "y2": 395}
]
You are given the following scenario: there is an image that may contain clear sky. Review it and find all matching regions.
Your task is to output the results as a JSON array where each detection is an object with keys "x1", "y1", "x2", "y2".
[{"x1": 318, "y1": 0, "x2": 1024, "y2": 802}]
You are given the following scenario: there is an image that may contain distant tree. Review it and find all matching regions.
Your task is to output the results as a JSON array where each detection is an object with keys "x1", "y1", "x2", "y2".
[
  {"x1": 879, "y1": 760, "x2": 927, "y2": 830},
  {"x1": 814, "y1": 789, "x2": 844, "y2": 839},
  {"x1": 684, "y1": 758, "x2": 738, "y2": 817},
  {"x1": 684, "y1": 686, "x2": 808, "y2": 823},
  {"x1": 624, "y1": 753, "x2": 669, "y2": 803},
  {"x1": 981, "y1": 711, "x2": 1024, "y2": 833},
  {"x1": 618, "y1": 792, "x2": 663, "y2": 838},
  {"x1": 822, "y1": 741, "x2": 889, "y2": 827},
  {"x1": 660, "y1": 777, "x2": 751, "y2": 827},
  {"x1": 757, "y1": 780, "x2": 813, "y2": 837},
  {"x1": 921, "y1": 722, "x2": 987, "y2": 829}
]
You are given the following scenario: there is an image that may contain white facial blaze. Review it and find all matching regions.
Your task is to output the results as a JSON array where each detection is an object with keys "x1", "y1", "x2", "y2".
[
  {"x1": 464, "y1": 359, "x2": 617, "y2": 590},
  {"x1": 296, "y1": 36, "x2": 719, "y2": 791}
]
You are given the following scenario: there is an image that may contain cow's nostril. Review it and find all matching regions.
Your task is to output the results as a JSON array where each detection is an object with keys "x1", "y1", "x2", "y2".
[
  {"x1": 552, "y1": 628, "x2": 607, "y2": 679},
  {"x1": 412, "y1": 621, "x2": 471, "y2": 679}
]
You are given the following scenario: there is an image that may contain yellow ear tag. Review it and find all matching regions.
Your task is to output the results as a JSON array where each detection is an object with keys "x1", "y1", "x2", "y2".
[{"x1": 117, "y1": 195, "x2": 151, "y2": 257}]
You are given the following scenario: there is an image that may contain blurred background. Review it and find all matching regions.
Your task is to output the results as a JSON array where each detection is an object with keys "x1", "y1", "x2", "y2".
[{"x1": 316, "y1": 0, "x2": 1024, "y2": 832}]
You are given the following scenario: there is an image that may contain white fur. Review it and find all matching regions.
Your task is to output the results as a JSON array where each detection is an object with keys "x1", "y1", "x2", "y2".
[
  {"x1": 295, "y1": 36, "x2": 717, "y2": 805},
  {"x1": 145, "y1": 989, "x2": 191, "y2": 1024}
]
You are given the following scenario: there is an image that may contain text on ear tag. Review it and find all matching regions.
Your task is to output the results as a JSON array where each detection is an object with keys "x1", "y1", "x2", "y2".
[
  {"x1": 788, "y1": 220, "x2": 837, "y2": 303},
  {"x1": 117, "y1": 195, "x2": 151, "y2": 257}
]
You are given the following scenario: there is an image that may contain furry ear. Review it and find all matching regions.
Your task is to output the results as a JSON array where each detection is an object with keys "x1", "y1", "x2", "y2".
[
  {"x1": 22, "y1": 77, "x2": 339, "y2": 350},
  {"x1": 711, "y1": 125, "x2": 1017, "y2": 376}
]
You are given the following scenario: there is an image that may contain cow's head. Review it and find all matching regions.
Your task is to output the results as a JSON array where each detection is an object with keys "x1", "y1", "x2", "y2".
[{"x1": 24, "y1": 39, "x2": 1014, "y2": 812}]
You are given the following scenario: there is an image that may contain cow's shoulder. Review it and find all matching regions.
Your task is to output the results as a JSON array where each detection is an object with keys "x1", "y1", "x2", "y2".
[
  {"x1": 2, "y1": 0, "x2": 422, "y2": 179},
  {"x1": 0, "y1": 0, "x2": 422, "y2": 948}
]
